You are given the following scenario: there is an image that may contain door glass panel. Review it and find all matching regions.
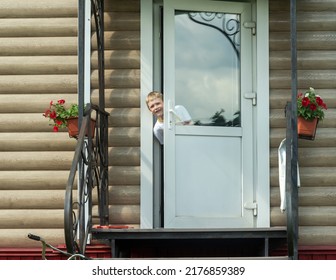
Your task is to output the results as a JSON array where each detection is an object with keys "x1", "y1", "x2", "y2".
[{"x1": 175, "y1": 11, "x2": 241, "y2": 127}]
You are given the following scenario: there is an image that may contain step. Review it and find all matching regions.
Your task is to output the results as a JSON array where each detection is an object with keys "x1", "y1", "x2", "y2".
[{"x1": 91, "y1": 227, "x2": 287, "y2": 258}]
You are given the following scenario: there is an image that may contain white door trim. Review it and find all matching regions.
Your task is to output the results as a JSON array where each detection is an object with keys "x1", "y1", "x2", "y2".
[
  {"x1": 255, "y1": 0, "x2": 270, "y2": 227},
  {"x1": 140, "y1": 0, "x2": 155, "y2": 228}
]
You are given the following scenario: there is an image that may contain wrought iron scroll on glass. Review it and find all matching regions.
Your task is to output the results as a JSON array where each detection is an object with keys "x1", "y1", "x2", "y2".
[{"x1": 187, "y1": 12, "x2": 241, "y2": 59}]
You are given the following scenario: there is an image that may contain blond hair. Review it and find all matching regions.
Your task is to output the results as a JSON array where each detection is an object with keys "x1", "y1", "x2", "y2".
[{"x1": 146, "y1": 91, "x2": 163, "y2": 109}]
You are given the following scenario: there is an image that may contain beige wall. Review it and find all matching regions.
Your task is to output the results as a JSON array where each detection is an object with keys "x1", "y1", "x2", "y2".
[
  {"x1": 269, "y1": 0, "x2": 336, "y2": 245},
  {"x1": 91, "y1": 0, "x2": 141, "y2": 226},
  {"x1": 0, "y1": 0, "x2": 141, "y2": 248},
  {"x1": 0, "y1": 0, "x2": 336, "y2": 248},
  {"x1": 0, "y1": 0, "x2": 78, "y2": 247}
]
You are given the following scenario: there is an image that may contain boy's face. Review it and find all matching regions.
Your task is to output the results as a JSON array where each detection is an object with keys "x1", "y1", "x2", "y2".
[{"x1": 147, "y1": 98, "x2": 164, "y2": 119}]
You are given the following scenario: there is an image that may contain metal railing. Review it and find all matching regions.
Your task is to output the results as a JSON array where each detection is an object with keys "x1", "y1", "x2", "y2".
[
  {"x1": 64, "y1": 0, "x2": 106, "y2": 255},
  {"x1": 285, "y1": 102, "x2": 299, "y2": 260},
  {"x1": 285, "y1": 0, "x2": 299, "y2": 260},
  {"x1": 64, "y1": 104, "x2": 109, "y2": 255}
]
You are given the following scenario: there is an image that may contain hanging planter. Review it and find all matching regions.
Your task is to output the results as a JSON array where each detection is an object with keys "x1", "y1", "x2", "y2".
[
  {"x1": 43, "y1": 99, "x2": 96, "y2": 139},
  {"x1": 43, "y1": 99, "x2": 79, "y2": 132},
  {"x1": 297, "y1": 87, "x2": 327, "y2": 141},
  {"x1": 297, "y1": 116, "x2": 318, "y2": 140},
  {"x1": 67, "y1": 117, "x2": 96, "y2": 138}
]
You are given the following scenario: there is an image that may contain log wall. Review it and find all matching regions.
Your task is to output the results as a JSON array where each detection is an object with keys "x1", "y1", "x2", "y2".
[
  {"x1": 0, "y1": 0, "x2": 141, "y2": 248},
  {"x1": 269, "y1": 0, "x2": 336, "y2": 245},
  {"x1": 1, "y1": 0, "x2": 335, "y2": 249},
  {"x1": 0, "y1": 0, "x2": 78, "y2": 247},
  {"x1": 91, "y1": 0, "x2": 141, "y2": 226}
]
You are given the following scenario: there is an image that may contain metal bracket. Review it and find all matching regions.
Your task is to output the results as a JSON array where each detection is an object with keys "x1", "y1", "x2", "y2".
[
  {"x1": 244, "y1": 92, "x2": 257, "y2": 106},
  {"x1": 244, "y1": 202, "x2": 258, "y2": 216},
  {"x1": 243, "y1": 21, "x2": 256, "y2": 35}
]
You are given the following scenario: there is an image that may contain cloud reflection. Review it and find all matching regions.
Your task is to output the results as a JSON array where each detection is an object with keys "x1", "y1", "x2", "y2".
[{"x1": 175, "y1": 12, "x2": 240, "y2": 125}]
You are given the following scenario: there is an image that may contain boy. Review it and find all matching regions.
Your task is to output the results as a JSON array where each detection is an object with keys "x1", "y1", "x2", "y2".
[{"x1": 146, "y1": 91, "x2": 164, "y2": 144}]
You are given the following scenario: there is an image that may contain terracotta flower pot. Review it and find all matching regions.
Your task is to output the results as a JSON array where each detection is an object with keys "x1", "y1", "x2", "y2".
[
  {"x1": 66, "y1": 117, "x2": 96, "y2": 138},
  {"x1": 297, "y1": 116, "x2": 318, "y2": 140}
]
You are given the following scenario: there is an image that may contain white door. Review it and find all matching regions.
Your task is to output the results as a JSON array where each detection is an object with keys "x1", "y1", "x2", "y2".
[{"x1": 163, "y1": 0, "x2": 255, "y2": 228}]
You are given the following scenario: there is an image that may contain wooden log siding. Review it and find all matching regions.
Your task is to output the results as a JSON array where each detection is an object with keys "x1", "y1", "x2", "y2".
[
  {"x1": 91, "y1": 0, "x2": 141, "y2": 228},
  {"x1": 1, "y1": 0, "x2": 334, "y2": 249},
  {"x1": 0, "y1": 0, "x2": 141, "y2": 248},
  {"x1": 0, "y1": 0, "x2": 79, "y2": 248},
  {"x1": 269, "y1": 0, "x2": 336, "y2": 246}
]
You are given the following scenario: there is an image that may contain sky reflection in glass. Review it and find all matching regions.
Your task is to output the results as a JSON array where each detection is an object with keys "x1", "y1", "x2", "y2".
[{"x1": 175, "y1": 11, "x2": 241, "y2": 126}]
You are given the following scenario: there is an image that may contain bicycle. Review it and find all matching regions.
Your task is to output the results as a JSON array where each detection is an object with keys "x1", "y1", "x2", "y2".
[{"x1": 27, "y1": 233, "x2": 91, "y2": 260}]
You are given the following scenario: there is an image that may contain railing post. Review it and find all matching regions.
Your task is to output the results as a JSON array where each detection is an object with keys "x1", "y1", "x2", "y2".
[
  {"x1": 78, "y1": 0, "x2": 85, "y2": 126},
  {"x1": 285, "y1": 103, "x2": 299, "y2": 260},
  {"x1": 289, "y1": 0, "x2": 299, "y2": 260},
  {"x1": 77, "y1": 0, "x2": 86, "y2": 254},
  {"x1": 77, "y1": 0, "x2": 93, "y2": 254},
  {"x1": 92, "y1": 0, "x2": 109, "y2": 226}
]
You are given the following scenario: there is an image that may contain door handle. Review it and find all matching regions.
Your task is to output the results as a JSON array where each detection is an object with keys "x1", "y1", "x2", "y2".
[{"x1": 168, "y1": 99, "x2": 174, "y2": 130}]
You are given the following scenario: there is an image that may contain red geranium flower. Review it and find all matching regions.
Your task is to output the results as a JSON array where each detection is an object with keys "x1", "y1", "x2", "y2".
[
  {"x1": 43, "y1": 109, "x2": 51, "y2": 117},
  {"x1": 310, "y1": 104, "x2": 317, "y2": 111},
  {"x1": 43, "y1": 99, "x2": 79, "y2": 132},
  {"x1": 301, "y1": 97, "x2": 310, "y2": 107},
  {"x1": 316, "y1": 96, "x2": 323, "y2": 106},
  {"x1": 49, "y1": 111, "x2": 57, "y2": 119},
  {"x1": 55, "y1": 120, "x2": 63, "y2": 126},
  {"x1": 297, "y1": 87, "x2": 327, "y2": 121}
]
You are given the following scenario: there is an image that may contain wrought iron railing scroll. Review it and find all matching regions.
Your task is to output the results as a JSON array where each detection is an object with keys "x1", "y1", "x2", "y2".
[
  {"x1": 64, "y1": 0, "x2": 108, "y2": 255},
  {"x1": 64, "y1": 104, "x2": 109, "y2": 254}
]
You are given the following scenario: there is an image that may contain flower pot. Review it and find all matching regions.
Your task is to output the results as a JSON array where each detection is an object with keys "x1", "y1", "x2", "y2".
[
  {"x1": 66, "y1": 117, "x2": 96, "y2": 138},
  {"x1": 297, "y1": 116, "x2": 318, "y2": 140}
]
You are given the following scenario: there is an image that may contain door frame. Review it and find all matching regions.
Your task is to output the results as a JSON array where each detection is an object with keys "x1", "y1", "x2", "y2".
[
  {"x1": 140, "y1": 0, "x2": 270, "y2": 229},
  {"x1": 164, "y1": 0, "x2": 254, "y2": 228}
]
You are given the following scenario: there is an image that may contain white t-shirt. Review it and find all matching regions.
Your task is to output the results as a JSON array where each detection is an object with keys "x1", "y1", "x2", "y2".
[{"x1": 153, "y1": 120, "x2": 164, "y2": 145}]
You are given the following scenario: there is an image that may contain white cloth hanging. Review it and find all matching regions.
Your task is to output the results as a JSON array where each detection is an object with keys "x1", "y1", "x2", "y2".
[{"x1": 278, "y1": 138, "x2": 300, "y2": 213}]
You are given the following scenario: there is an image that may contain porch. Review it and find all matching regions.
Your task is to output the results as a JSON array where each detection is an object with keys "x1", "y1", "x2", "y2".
[
  {"x1": 3, "y1": 0, "x2": 336, "y2": 260},
  {"x1": 64, "y1": 0, "x2": 299, "y2": 260}
]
